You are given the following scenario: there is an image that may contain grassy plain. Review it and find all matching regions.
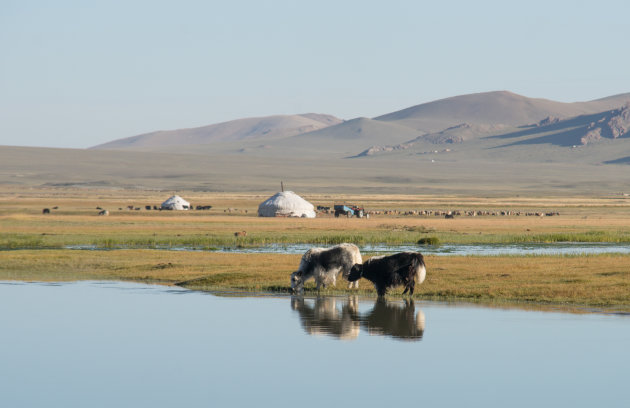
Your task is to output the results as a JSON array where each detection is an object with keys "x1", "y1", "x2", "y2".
[
  {"x1": 2, "y1": 187, "x2": 630, "y2": 248},
  {"x1": 1, "y1": 250, "x2": 628, "y2": 312},
  {"x1": 1, "y1": 187, "x2": 630, "y2": 312}
]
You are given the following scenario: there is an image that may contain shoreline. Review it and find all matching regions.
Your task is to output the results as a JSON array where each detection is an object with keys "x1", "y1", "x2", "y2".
[{"x1": 2, "y1": 249, "x2": 629, "y2": 313}]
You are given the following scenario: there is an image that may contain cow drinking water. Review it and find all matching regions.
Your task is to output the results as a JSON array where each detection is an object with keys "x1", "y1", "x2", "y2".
[{"x1": 290, "y1": 243, "x2": 362, "y2": 294}]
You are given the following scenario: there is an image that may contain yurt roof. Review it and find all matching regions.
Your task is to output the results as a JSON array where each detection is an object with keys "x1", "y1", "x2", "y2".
[
  {"x1": 258, "y1": 191, "x2": 315, "y2": 218},
  {"x1": 162, "y1": 195, "x2": 189, "y2": 205}
]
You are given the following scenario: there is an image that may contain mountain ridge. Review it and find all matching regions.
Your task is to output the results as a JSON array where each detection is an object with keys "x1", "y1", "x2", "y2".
[
  {"x1": 91, "y1": 90, "x2": 630, "y2": 153},
  {"x1": 91, "y1": 113, "x2": 343, "y2": 150}
]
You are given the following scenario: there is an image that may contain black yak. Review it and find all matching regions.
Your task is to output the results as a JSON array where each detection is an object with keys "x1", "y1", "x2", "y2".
[{"x1": 348, "y1": 252, "x2": 426, "y2": 297}]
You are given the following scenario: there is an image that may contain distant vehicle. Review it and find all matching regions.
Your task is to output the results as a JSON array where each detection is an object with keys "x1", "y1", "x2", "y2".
[{"x1": 334, "y1": 204, "x2": 365, "y2": 218}]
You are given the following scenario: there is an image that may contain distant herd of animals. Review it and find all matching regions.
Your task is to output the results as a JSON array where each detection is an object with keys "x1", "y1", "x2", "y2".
[
  {"x1": 316, "y1": 206, "x2": 560, "y2": 218},
  {"x1": 42, "y1": 206, "x2": 558, "y2": 218},
  {"x1": 290, "y1": 243, "x2": 426, "y2": 297},
  {"x1": 41, "y1": 205, "x2": 214, "y2": 216}
]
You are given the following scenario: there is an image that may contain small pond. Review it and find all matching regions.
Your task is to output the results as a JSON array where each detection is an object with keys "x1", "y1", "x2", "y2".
[{"x1": 1, "y1": 281, "x2": 628, "y2": 407}]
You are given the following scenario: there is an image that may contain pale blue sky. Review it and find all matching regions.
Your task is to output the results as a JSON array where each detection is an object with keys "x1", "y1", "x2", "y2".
[{"x1": 1, "y1": 0, "x2": 629, "y2": 148}]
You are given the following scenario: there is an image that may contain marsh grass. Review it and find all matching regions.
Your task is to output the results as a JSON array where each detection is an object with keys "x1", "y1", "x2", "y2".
[
  {"x1": 0, "y1": 234, "x2": 61, "y2": 249},
  {"x1": 3, "y1": 228, "x2": 628, "y2": 251},
  {"x1": 418, "y1": 237, "x2": 441, "y2": 246}
]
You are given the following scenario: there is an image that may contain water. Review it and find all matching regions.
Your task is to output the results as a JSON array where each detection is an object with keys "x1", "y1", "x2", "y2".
[
  {"x1": 216, "y1": 242, "x2": 630, "y2": 256},
  {"x1": 1, "y1": 281, "x2": 628, "y2": 407},
  {"x1": 65, "y1": 242, "x2": 630, "y2": 256}
]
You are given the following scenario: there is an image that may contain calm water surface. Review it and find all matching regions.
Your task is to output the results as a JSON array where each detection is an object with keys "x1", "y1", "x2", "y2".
[
  {"x1": 215, "y1": 242, "x2": 630, "y2": 256},
  {"x1": 66, "y1": 242, "x2": 630, "y2": 256},
  {"x1": 1, "y1": 281, "x2": 628, "y2": 408}
]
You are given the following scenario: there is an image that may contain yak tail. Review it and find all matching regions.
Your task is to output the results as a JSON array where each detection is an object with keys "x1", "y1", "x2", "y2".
[
  {"x1": 347, "y1": 264, "x2": 362, "y2": 282},
  {"x1": 409, "y1": 258, "x2": 417, "y2": 276},
  {"x1": 413, "y1": 253, "x2": 427, "y2": 284}
]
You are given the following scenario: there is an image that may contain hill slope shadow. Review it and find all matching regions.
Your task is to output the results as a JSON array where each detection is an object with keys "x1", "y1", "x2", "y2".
[{"x1": 489, "y1": 109, "x2": 628, "y2": 148}]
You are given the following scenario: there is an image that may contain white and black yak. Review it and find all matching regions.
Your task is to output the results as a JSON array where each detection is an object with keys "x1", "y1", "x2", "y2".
[
  {"x1": 348, "y1": 252, "x2": 426, "y2": 297},
  {"x1": 290, "y1": 243, "x2": 362, "y2": 294}
]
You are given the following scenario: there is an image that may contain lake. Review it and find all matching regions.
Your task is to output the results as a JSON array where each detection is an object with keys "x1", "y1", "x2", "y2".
[{"x1": 1, "y1": 281, "x2": 628, "y2": 407}]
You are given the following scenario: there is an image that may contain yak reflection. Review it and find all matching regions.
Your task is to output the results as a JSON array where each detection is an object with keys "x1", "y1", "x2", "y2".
[
  {"x1": 290, "y1": 296, "x2": 360, "y2": 340},
  {"x1": 290, "y1": 296, "x2": 425, "y2": 341}
]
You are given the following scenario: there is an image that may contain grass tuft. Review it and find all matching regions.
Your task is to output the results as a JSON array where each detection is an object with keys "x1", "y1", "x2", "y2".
[{"x1": 418, "y1": 237, "x2": 440, "y2": 246}]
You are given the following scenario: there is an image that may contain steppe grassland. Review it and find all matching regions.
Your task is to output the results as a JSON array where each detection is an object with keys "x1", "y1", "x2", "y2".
[
  {"x1": 2, "y1": 188, "x2": 630, "y2": 248},
  {"x1": 1, "y1": 187, "x2": 630, "y2": 311}
]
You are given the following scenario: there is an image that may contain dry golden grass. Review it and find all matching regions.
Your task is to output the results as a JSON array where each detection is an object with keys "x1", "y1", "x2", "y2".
[
  {"x1": 423, "y1": 255, "x2": 630, "y2": 309},
  {"x1": 2, "y1": 187, "x2": 630, "y2": 312},
  {"x1": 1, "y1": 250, "x2": 629, "y2": 312},
  {"x1": 0, "y1": 193, "x2": 630, "y2": 241},
  {"x1": 0, "y1": 250, "x2": 298, "y2": 286}
]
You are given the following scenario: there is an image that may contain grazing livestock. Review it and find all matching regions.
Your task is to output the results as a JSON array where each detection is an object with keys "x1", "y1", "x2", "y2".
[
  {"x1": 290, "y1": 243, "x2": 362, "y2": 294},
  {"x1": 234, "y1": 231, "x2": 247, "y2": 237},
  {"x1": 348, "y1": 252, "x2": 426, "y2": 297},
  {"x1": 42, "y1": 208, "x2": 50, "y2": 214}
]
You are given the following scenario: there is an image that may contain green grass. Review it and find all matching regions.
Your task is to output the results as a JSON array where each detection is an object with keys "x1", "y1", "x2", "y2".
[
  {"x1": 418, "y1": 237, "x2": 441, "y2": 246},
  {"x1": 427, "y1": 230, "x2": 630, "y2": 245},
  {"x1": 505, "y1": 231, "x2": 629, "y2": 243},
  {"x1": 2, "y1": 228, "x2": 630, "y2": 250},
  {"x1": 0, "y1": 234, "x2": 62, "y2": 249}
]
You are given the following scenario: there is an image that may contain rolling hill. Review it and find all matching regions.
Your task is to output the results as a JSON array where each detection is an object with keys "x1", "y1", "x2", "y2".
[
  {"x1": 91, "y1": 113, "x2": 342, "y2": 150},
  {"x1": 374, "y1": 90, "x2": 630, "y2": 132},
  {"x1": 3, "y1": 90, "x2": 630, "y2": 195},
  {"x1": 91, "y1": 90, "x2": 630, "y2": 159}
]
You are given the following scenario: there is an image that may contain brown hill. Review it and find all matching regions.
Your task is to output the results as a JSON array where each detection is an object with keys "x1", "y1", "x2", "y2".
[
  {"x1": 91, "y1": 113, "x2": 342, "y2": 150},
  {"x1": 28, "y1": 90, "x2": 627, "y2": 195},
  {"x1": 265, "y1": 117, "x2": 423, "y2": 157},
  {"x1": 352, "y1": 104, "x2": 630, "y2": 160},
  {"x1": 375, "y1": 90, "x2": 630, "y2": 133},
  {"x1": 91, "y1": 91, "x2": 630, "y2": 157}
]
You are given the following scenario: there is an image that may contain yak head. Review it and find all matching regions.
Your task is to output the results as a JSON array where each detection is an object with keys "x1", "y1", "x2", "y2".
[
  {"x1": 290, "y1": 270, "x2": 304, "y2": 294},
  {"x1": 348, "y1": 263, "x2": 363, "y2": 282}
]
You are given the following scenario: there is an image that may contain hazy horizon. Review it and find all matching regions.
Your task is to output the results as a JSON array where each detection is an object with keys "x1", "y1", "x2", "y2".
[{"x1": 2, "y1": 0, "x2": 630, "y2": 149}]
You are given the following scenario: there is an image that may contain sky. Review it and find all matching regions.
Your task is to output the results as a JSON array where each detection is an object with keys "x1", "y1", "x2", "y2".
[{"x1": 1, "y1": 0, "x2": 629, "y2": 148}]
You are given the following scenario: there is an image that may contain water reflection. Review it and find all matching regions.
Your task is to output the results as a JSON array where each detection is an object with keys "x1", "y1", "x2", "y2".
[
  {"x1": 291, "y1": 296, "x2": 425, "y2": 341},
  {"x1": 290, "y1": 296, "x2": 360, "y2": 340},
  {"x1": 362, "y1": 299, "x2": 425, "y2": 341}
]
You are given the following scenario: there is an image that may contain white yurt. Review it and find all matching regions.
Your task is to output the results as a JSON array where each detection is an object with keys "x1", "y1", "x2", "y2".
[
  {"x1": 257, "y1": 191, "x2": 316, "y2": 218},
  {"x1": 161, "y1": 195, "x2": 191, "y2": 210}
]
